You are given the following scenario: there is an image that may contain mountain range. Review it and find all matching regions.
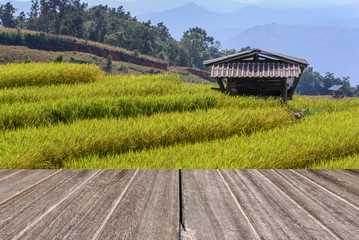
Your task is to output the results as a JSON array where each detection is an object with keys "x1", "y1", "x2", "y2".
[{"x1": 138, "y1": 2, "x2": 359, "y2": 40}]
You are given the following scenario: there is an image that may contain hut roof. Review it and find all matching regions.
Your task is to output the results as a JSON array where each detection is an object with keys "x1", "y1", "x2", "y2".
[
  {"x1": 328, "y1": 85, "x2": 344, "y2": 91},
  {"x1": 203, "y1": 48, "x2": 309, "y2": 67},
  {"x1": 211, "y1": 62, "x2": 302, "y2": 78}
]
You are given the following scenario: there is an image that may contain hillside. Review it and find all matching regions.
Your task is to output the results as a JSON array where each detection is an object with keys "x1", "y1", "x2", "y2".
[
  {"x1": 0, "y1": 28, "x2": 212, "y2": 83},
  {"x1": 0, "y1": 45, "x2": 165, "y2": 75},
  {"x1": 1, "y1": 62, "x2": 359, "y2": 169}
]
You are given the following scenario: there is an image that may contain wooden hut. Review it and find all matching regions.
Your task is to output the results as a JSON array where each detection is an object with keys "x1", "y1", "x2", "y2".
[
  {"x1": 203, "y1": 49, "x2": 309, "y2": 101},
  {"x1": 328, "y1": 85, "x2": 345, "y2": 98}
]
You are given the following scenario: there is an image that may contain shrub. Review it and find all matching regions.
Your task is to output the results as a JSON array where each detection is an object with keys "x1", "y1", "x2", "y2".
[
  {"x1": 118, "y1": 64, "x2": 128, "y2": 73},
  {"x1": 133, "y1": 50, "x2": 140, "y2": 57},
  {"x1": 23, "y1": 54, "x2": 32, "y2": 63},
  {"x1": 53, "y1": 54, "x2": 64, "y2": 63}
]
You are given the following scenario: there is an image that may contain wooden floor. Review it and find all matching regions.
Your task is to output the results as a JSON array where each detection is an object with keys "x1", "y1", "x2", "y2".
[{"x1": 0, "y1": 170, "x2": 358, "y2": 240}]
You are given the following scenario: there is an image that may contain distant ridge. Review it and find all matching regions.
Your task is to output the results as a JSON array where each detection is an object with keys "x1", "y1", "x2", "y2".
[
  {"x1": 224, "y1": 24, "x2": 359, "y2": 85},
  {"x1": 138, "y1": 2, "x2": 359, "y2": 40}
]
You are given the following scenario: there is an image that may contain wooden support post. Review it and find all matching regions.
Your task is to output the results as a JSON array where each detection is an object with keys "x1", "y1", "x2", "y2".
[
  {"x1": 288, "y1": 67, "x2": 305, "y2": 99},
  {"x1": 288, "y1": 77, "x2": 299, "y2": 99},
  {"x1": 226, "y1": 78, "x2": 232, "y2": 94},
  {"x1": 281, "y1": 78, "x2": 287, "y2": 103},
  {"x1": 217, "y1": 78, "x2": 225, "y2": 92}
]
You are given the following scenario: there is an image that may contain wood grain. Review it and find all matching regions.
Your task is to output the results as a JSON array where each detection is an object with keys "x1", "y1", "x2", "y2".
[
  {"x1": 294, "y1": 169, "x2": 359, "y2": 206},
  {"x1": 0, "y1": 170, "x2": 358, "y2": 239},
  {"x1": 0, "y1": 170, "x2": 58, "y2": 203},
  {"x1": 14, "y1": 170, "x2": 138, "y2": 239},
  {"x1": 97, "y1": 170, "x2": 179, "y2": 240},
  {"x1": 0, "y1": 170, "x2": 98, "y2": 239},
  {"x1": 181, "y1": 170, "x2": 260, "y2": 240},
  {"x1": 259, "y1": 169, "x2": 359, "y2": 239},
  {"x1": 0, "y1": 170, "x2": 21, "y2": 180}
]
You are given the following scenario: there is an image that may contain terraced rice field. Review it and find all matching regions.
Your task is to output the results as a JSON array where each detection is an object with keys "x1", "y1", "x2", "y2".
[{"x1": 1, "y1": 63, "x2": 358, "y2": 169}]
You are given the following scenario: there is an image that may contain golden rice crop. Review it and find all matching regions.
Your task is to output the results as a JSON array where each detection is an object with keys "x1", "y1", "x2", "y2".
[
  {"x1": 0, "y1": 93, "x2": 228, "y2": 130},
  {"x1": 0, "y1": 80, "x2": 283, "y2": 131},
  {"x1": 68, "y1": 109, "x2": 359, "y2": 169},
  {"x1": 288, "y1": 95, "x2": 359, "y2": 113},
  {"x1": 0, "y1": 74, "x2": 202, "y2": 104},
  {"x1": 0, "y1": 106, "x2": 293, "y2": 169},
  {"x1": 0, "y1": 62, "x2": 104, "y2": 88},
  {"x1": 309, "y1": 154, "x2": 359, "y2": 169},
  {"x1": 1, "y1": 65, "x2": 358, "y2": 169}
]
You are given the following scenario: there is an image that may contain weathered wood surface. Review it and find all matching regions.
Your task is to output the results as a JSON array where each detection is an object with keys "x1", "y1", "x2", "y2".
[
  {"x1": 95, "y1": 170, "x2": 179, "y2": 240},
  {"x1": 181, "y1": 170, "x2": 260, "y2": 239},
  {"x1": 0, "y1": 170, "x2": 179, "y2": 240},
  {"x1": 0, "y1": 170, "x2": 358, "y2": 240},
  {"x1": 182, "y1": 169, "x2": 359, "y2": 240}
]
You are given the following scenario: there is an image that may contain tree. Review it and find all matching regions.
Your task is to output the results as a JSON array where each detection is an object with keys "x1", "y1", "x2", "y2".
[
  {"x1": 103, "y1": 55, "x2": 113, "y2": 73},
  {"x1": 17, "y1": 12, "x2": 27, "y2": 29},
  {"x1": 61, "y1": 0, "x2": 87, "y2": 37},
  {"x1": 27, "y1": 0, "x2": 40, "y2": 30},
  {"x1": 180, "y1": 27, "x2": 218, "y2": 69},
  {"x1": 0, "y1": 2, "x2": 17, "y2": 28},
  {"x1": 34, "y1": 0, "x2": 79, "y2": 35},
  {"x1": 239, "y1": 46, "x2": 251, "y2": 52},
  {"x1": 296, "y1": 67, "x2": 325, "y2": 95},
  {"x1": 296, "y1": 67, "x2": 356, "y2": 96},
  {"x1": 37, "y1": 0, "x2": 53, "y2": 32},
  {"x1": 354, "y1": 85, "x2": 359, "y2": 97},
  {"x1": 220, "y1": 49, "x2": 237, "y2": 56},
  {"x1": 48, "y1": 0, "x2": 76, "y2": 35}
]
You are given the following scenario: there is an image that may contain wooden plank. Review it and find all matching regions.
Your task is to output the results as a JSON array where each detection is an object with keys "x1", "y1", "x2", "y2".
[
  {"x1": 0, "y1": 170, "x2": 99, "y2": 239},
  {"x1": 219, "y1": 170, "x2": 337, "y2": 239},
  {"x1": 294, "y1": 169, "x2": 359, "y2": 206},
  {"x1": 337, "y1": 169, "x2": 359, "y2": 179},
  {"x1": 95, "y1": 170, "x2": 179, "y2": 240},
  {"x1": 1, "y1": 169, "x2": 356, "y2": 239},
  {"x1": 259, "y1": 169, "x2": 359, "y2": 239},
  {"x1": 181, "y1": 170, "x2": 260, "y2": 240},
  {"x1": 0, "y1": 170, "x2": 59, "y2": 203},
  {"x1": 10, "y1": 170, "x2": 139, "y2": 239},
  {"x1": 0, "y1": 169, "x2": 23, "y2": 180}
]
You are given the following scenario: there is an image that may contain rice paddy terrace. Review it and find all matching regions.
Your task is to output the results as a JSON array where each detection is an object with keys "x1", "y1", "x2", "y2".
[
  {"x1": 0, "y1": 62, "x2": 359, "y2": 169},
  {"x1": 1, "y1": 63, "x2": 358, "y2": 238}
]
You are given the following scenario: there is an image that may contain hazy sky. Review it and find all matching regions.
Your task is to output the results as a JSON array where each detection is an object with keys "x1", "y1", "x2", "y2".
[
  {"x1": 79, "y1": 0, "x2": 359, "y2": 15},
  {"x1": 4, "y1": 0, "x2": 359, "y2": 15}
]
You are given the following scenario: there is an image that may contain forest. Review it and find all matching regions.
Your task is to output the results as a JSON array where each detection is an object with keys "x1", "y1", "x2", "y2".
[{"x1": 0, "y1": 0, "x2": 358, "y2": 96}]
